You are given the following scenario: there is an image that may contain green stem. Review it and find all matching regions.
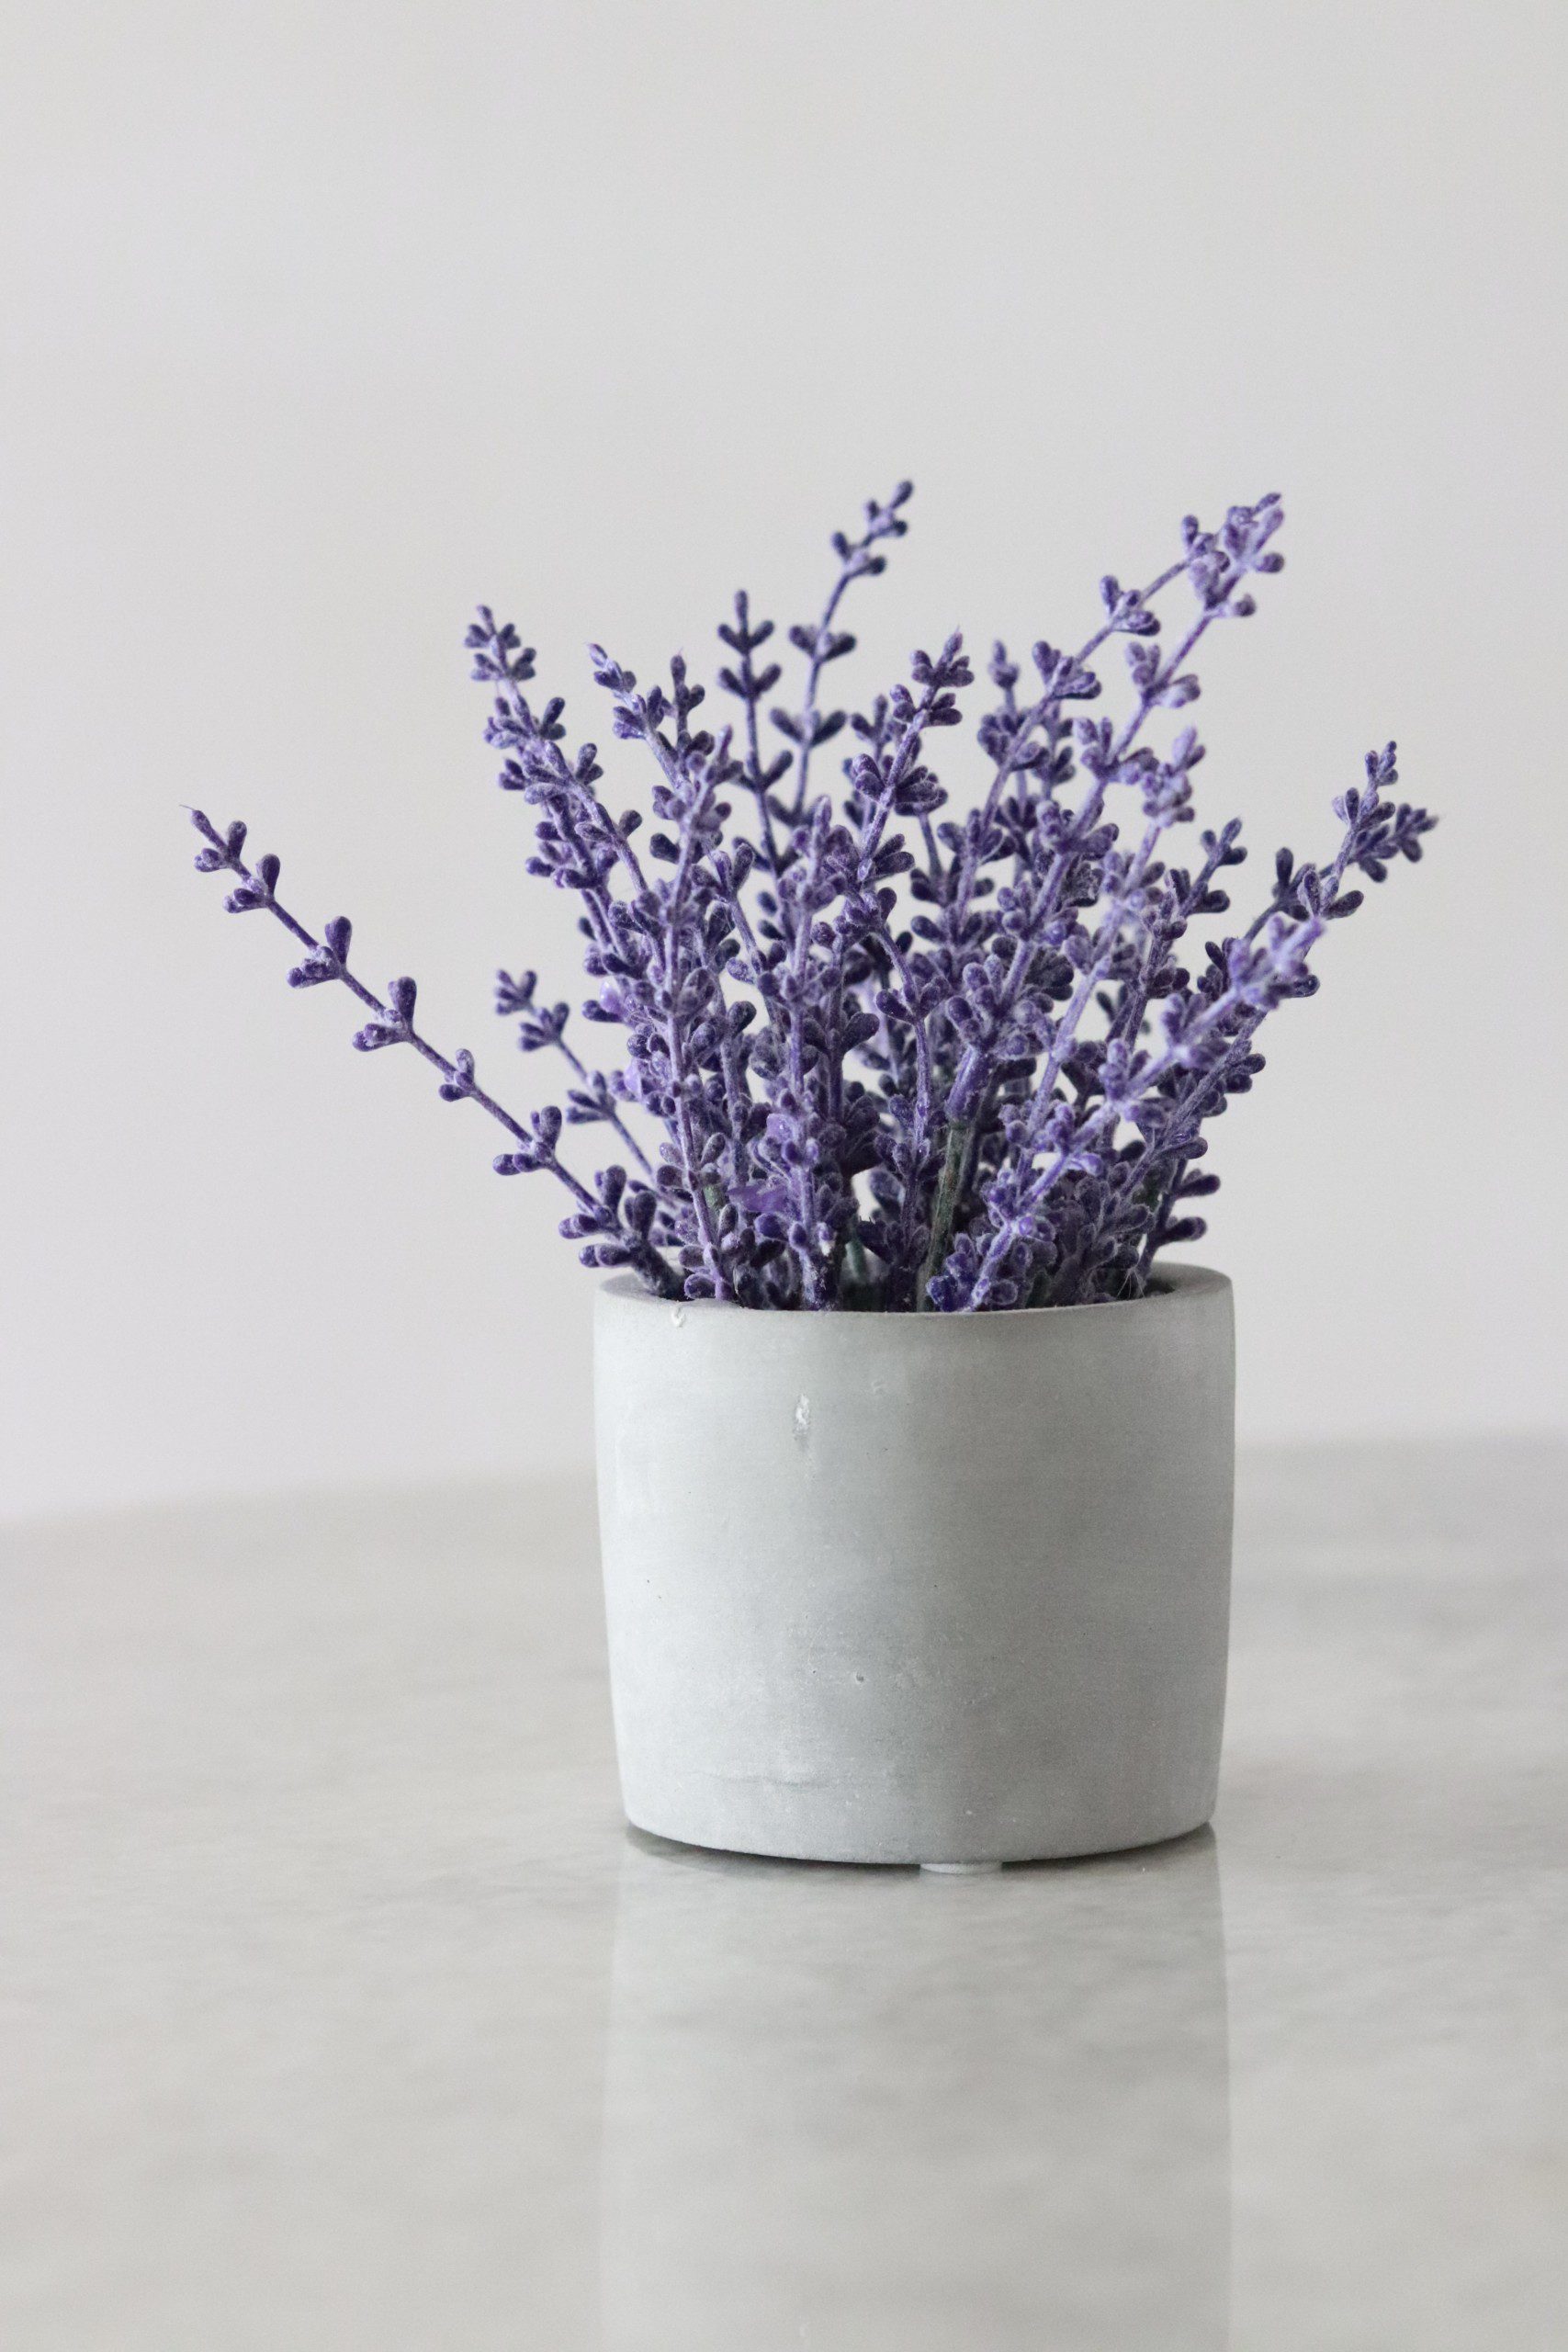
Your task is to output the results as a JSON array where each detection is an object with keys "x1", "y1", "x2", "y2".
[{"x1": 917, "y1": 1121, "x2": 971, "y2": 1309}]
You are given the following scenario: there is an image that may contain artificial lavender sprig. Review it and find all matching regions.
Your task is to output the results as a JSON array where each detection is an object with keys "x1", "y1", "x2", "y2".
[
  {"x1": 186, "y1": 810, "x2": 680, "y2": 1297},
  {"x1": 187, "y1": 486, "x2": 1435, "y2": 1312},
  {"x1": 495, "y1": 967, "x2": 654, "y2": 1173}
]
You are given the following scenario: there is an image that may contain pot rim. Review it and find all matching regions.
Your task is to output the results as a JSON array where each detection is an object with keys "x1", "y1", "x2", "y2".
[{"x1": 597, "y1": 1261, "x2": 1229, "y2": 1323}]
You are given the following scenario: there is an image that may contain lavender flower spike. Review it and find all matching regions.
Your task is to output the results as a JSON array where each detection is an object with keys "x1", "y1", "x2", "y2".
[{"x1": 186, "y1": 810, "x2": 680, "y2": 1297}]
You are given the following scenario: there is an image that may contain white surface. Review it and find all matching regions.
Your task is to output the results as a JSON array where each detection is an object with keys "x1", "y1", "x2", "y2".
[
  {"x1": 3, "y1": 1441, "x2": 1564, "y2": 2349},
  {"x1": 5, "y1": 2, "x2": 1567, "y2": 1517}
]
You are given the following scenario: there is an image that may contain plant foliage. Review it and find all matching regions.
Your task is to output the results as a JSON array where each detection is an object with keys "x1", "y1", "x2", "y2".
[{"x1": 190, "y1": 486, "x2": 1433, "y2": 1310}]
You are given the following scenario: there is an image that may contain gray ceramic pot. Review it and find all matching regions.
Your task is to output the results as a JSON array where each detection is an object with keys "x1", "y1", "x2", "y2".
[{"x1": 593, "y1": 1266, "x2": 1235, "y2": 1867}]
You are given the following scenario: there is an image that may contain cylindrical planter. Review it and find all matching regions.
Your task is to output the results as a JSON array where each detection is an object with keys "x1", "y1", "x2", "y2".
[{"x1": 593, "y1": 1266, "x2": 1235, "y2": 1867}]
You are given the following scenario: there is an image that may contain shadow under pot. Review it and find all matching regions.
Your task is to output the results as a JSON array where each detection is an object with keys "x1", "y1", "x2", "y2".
[{"x1": 592, "y1": 1265, "x2": 1234, "y2": 1867}]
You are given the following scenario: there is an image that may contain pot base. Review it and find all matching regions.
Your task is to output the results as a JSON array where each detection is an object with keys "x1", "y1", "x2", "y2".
[{"x1": 625, "y1": 1809, "x2": 1218, "y2": 1871}]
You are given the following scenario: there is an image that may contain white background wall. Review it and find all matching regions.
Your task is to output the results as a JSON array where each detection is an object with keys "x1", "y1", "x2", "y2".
[{"x1": 5, "y1": 1, "x2": 1564, "y2": 1518}]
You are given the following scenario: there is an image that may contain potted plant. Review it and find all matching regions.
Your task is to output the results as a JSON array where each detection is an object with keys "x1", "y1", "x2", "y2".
[{"x1": 188, "y1": 484, "x2": 1432, "y2": 1867}]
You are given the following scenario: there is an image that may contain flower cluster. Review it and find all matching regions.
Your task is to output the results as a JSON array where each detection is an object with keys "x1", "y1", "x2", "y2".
[{"x1": 189, "y1": 484, "x2": 1433, "y2": 1310}]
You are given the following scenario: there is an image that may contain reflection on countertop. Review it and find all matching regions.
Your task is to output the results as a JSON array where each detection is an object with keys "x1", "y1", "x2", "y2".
[{"x1": 602, "y1": 1827, "x2": 1229, "y2": 2351}]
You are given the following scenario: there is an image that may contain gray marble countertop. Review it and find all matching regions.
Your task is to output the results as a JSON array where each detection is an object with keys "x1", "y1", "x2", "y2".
[{"x1": 3, "y1": 1442, "x2": 1564, "y2": 2350}]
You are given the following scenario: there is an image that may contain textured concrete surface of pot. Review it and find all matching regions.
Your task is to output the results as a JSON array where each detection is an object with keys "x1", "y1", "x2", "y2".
[{"x1": 593, "y1": 1266, "x2": 1235, "y2": 1866}]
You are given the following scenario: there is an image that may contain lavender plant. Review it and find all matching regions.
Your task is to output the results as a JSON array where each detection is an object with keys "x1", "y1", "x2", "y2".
[{"x1": 189, "y1": 486, "x2": 1433, "y2": 1312}]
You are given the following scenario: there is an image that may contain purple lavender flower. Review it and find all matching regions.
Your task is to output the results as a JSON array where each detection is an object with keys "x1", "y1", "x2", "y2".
[{"x1": 187, "y1": 487, "x2": 1434, "y2": 1310}]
